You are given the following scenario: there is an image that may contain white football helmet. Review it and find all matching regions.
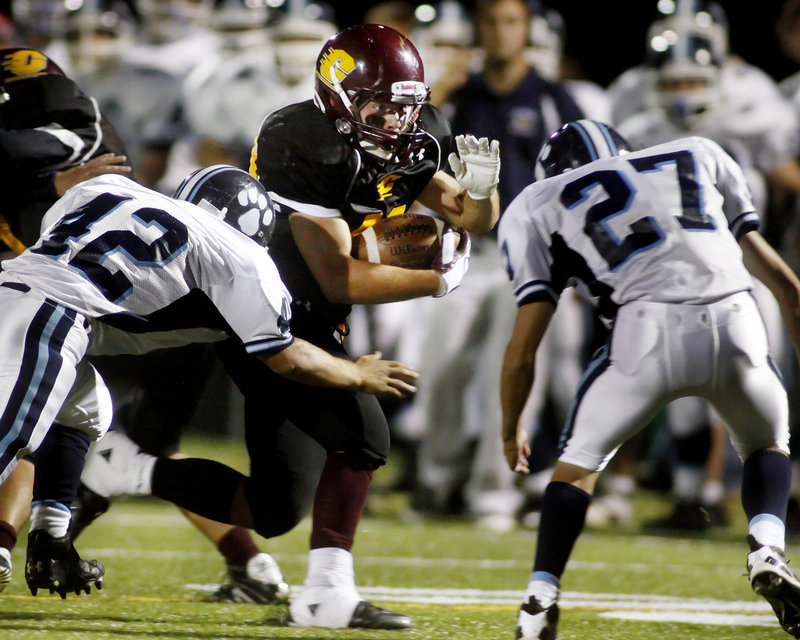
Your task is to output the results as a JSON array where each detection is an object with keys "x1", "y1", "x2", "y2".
[
  {"x1": 136, "y1": 0, "x2": 215, "y2": 45},
  {"x1": 412, "y1": 0, "x2": 474, "y2": 89},
  {"x1": 526, "y1": 4, "x2": 564, "y2": 80},
  {"x1": 270, "y1": 6, "x2": 336, "y2": 87},
  {"x1": 209, "y1": 0, "x2": 271, "y2": 53},
  {"x1": 646, "y1": 0, "x2": 728, "y2": 128},
  {"x1": 61, "y1": 3, "x2": 137, "y2": 77}
]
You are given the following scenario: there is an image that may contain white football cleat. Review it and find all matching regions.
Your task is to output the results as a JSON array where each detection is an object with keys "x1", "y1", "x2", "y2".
[
  {"x1": 748, "y1": 535, "x2": 800, "y2": 637},
  {"x1": 287, "y1": 548, "x2": 411, "y2": 629},
  {"x1": 0, "y1": 546, "x2": 11, "y2": 592},
  {"x1": 288, "y1": 585, "x2": 412, "y2": 629},
  {"x1": 517, "y1": 594, "x2": 559, "y2": 640},
  {"x1": 213, "y1": 552, "x2": 290, "y2": 604}
]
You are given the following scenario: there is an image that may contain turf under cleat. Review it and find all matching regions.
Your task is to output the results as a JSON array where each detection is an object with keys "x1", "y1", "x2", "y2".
[
  {"x1": 25, "y1": 530, "x2": 104, "y2": 599},
  {"x1": 517, "y1": 595, "x2": 559, "y2": 640},
  {"x1": 747, "y1": 535, "x2": 800, "y2": 637},
  {"x1": 0, "y1": 547, "x2": 11, "y2": 592},
  {"x1": 212, "y1": 552, "x2": 290, "y2": 604}
]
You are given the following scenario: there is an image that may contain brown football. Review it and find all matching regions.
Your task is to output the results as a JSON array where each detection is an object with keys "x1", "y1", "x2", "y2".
[{"x1": 353, "y1": 213, "x2": 454, "y2": 269}]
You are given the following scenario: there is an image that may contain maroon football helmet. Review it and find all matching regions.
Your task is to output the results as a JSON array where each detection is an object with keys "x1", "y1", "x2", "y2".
[
  {"x1": 0, "y1": 47, "x2": 65, "y2": 102},
  {"x1": 313, "y1": 23, "x2": 431, "y2": 165}
]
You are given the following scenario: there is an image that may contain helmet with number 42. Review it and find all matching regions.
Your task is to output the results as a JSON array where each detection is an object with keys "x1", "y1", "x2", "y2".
[{"x1": 313, "y1": 23, "x2": 431, "y2": 166}]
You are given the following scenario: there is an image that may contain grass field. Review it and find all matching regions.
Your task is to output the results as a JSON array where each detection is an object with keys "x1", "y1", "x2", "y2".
[{"x1": 0, "y1": 435, "x2": 793, "y2": 640}]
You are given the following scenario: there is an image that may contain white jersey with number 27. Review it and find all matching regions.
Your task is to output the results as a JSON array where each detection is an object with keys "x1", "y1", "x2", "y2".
[{"x1": 499, "y1": 136, "x2": 759, "y2": 320}]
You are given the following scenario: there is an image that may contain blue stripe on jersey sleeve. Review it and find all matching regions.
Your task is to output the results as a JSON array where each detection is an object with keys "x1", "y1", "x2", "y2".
[
  {"x1": 244, "y1": 334, "x2": 294, "y2": 357},
  {"x1": 729, "y1": 212, "x2": 760, "y2": 240},
  {"x1": 516, "y1": 281, "x2": 559, "y2": 306}
]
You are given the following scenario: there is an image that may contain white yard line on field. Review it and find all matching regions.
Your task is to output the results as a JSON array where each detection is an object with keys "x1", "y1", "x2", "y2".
[
  {"x1": 84, "y1": 548, "x2": 720, "y2": 574},
  {"x1": 181, "y1": 582, "x2": 776, "y2": 627}
]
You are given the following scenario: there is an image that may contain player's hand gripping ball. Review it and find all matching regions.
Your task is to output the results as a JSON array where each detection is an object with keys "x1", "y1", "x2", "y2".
[{"x1": 353, "y1": 213, "x2": 460, "y2": 270}]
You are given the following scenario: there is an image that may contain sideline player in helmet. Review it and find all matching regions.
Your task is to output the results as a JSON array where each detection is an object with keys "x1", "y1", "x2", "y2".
[
  {"x1": 500, "y1": 120, "x2": 800, "y2": 639},
  {"x1": 187, "y1": 22, "x2": 497, "y2": 629},
  {"x1": 611, "y1": 1, "x2": 800, "y2": 537}
]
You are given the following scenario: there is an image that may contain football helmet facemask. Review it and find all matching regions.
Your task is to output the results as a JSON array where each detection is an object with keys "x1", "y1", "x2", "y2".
[
  {"x1": 534, "y1": 120, "x2": 630, "y2": 181},
  {"x1": 174, "y1": 165, "x2": 275, "y2": 248},
  {"x1": 313, "y1": 23, "x2": 431, "y2": 166}
]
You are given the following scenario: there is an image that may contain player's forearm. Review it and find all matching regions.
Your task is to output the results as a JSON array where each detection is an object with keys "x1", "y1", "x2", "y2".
[
  {"x1": 418, "y1": 170, "x2": 499, "y2": 234},
  {"x1": 259, "y1": 339, "x2": 362, "y2": 389},
  {"x1": 500, "y1": 350, "x2": 536, "y2": 442},
  {"x1": 741, "y1": 231, "x2": 800, "y2": 359},
  {"x1": 459, "y1": 191, "x2": 500, "y2": 234},
  {"x1": 325, "y1": 258, "x2": 443, "y2": 304}
]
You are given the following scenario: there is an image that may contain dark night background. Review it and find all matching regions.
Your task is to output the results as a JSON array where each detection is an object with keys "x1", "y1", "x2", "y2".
[
  {"x1": 336, "y1": 1, "x2": 798, "y2": 88},
  {"x1": 0, "y1": 1, "x2": 796, "y2": 88}
]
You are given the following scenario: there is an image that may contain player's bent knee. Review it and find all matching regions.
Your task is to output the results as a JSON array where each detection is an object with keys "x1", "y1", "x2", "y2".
[{"x1": 252, "y1": 505, "x2": 306, "y2": 538}]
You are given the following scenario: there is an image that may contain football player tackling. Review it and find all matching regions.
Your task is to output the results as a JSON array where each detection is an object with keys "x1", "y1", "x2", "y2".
[
  {"x1": 499, "y1": 120, "x2": 800, "y2": 639},
  {"x1": 0, "y1": 166, "x2": 417, "y2": 599}
]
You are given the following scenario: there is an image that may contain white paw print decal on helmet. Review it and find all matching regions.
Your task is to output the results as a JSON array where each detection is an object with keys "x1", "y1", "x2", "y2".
[{"x1": 236, "y1": 187, "x2": 273, "y2": 239}]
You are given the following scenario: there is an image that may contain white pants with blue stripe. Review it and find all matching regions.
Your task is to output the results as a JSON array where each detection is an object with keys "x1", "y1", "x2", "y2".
[
  {"x1": 0, "y1": 285, "x2": 111, "y2": 484},
  {"x1": 560, "y1": 291, "x2": 790, "y2": 472}
]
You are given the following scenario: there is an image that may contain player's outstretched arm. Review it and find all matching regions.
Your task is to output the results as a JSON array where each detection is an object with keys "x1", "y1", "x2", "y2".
[
  {"x1": 258, "y1": 339, "x2": 419, "y2": 397},
  {"x1": 500, "y1": 300, "x2": 555, "y2": 474},
  {"x1": 740, "y1": 230, "x2": 800, "y2": 362}
]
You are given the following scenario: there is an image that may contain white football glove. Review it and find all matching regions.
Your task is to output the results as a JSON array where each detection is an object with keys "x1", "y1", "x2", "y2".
[
  {"x1": 448, "y1": 134, "x2": 500, "y2": 200},
  {"x1": 433, "y1": 227, "x2": 471, "y2": 297}
]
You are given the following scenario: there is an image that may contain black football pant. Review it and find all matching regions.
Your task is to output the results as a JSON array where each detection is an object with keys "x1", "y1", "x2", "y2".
[{"x1": 151, "y1": 337, "x2": 390, "y2": 539}]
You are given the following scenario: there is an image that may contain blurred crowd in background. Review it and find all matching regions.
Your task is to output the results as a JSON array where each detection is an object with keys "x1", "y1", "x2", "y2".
[{"x1": 5, "y1": 0, "x2": 800, "y2": 538}]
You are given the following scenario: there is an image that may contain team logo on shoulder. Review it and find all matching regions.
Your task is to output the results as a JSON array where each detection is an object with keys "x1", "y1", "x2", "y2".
[
  {"x1": 2, "y1": 49, "x2": 49, "y2": 83},
  {"x1": 377, "y1": 174, "x2": 400, "y2": 202},
  {"x1": 317, "y1": 47, "x2": 355, "y2": 90}
]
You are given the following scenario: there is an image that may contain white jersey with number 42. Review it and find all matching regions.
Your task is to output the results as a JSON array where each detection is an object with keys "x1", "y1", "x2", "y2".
[{"x1": 1, "y1": 174, "x2": 293, "y2": 356}]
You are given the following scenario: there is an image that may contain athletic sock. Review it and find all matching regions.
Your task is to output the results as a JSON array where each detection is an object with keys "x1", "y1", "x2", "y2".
[
  {"x1": 218, "y1": 527, "x2": 260, "y2": 568},
  {"x1": 0, "y1": 520, "x2": 17, "y2": 551},
  {"x1": 29, "y1": 501, "x2": 71, "y2": 538},
  {"x1": 742, "y1": 450, "x2": 791, "y2": 522},
  {"x1": 32, "y1": 425, "x2": 90, "y2": 507},
  {"x1": 533, "y1": 481, "x2": 591, "y2": 579},
  {"x1": 742, "y1": 450, "x2": 791, "y2": 551},
  {"x1": 310, "y1": 452, "x2": 372, "y2": 551}
]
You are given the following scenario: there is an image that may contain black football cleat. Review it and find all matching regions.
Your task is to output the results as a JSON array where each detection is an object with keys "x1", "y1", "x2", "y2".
[
  {"x1": 347, "y1": 601, "x2": 413, "y2": 629},
  {"x1": 25, "y1": 530, "x2": 104, "y2": 598},
  {"x1": 642, "y1": 501, "x2": 710, "y2": 533},
  {"x1": 211, "y1": 553, "x2": 290, "y2": 604},
  {"x1": 69, "y1": 482, "x2": 110, "y2": 540}
]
